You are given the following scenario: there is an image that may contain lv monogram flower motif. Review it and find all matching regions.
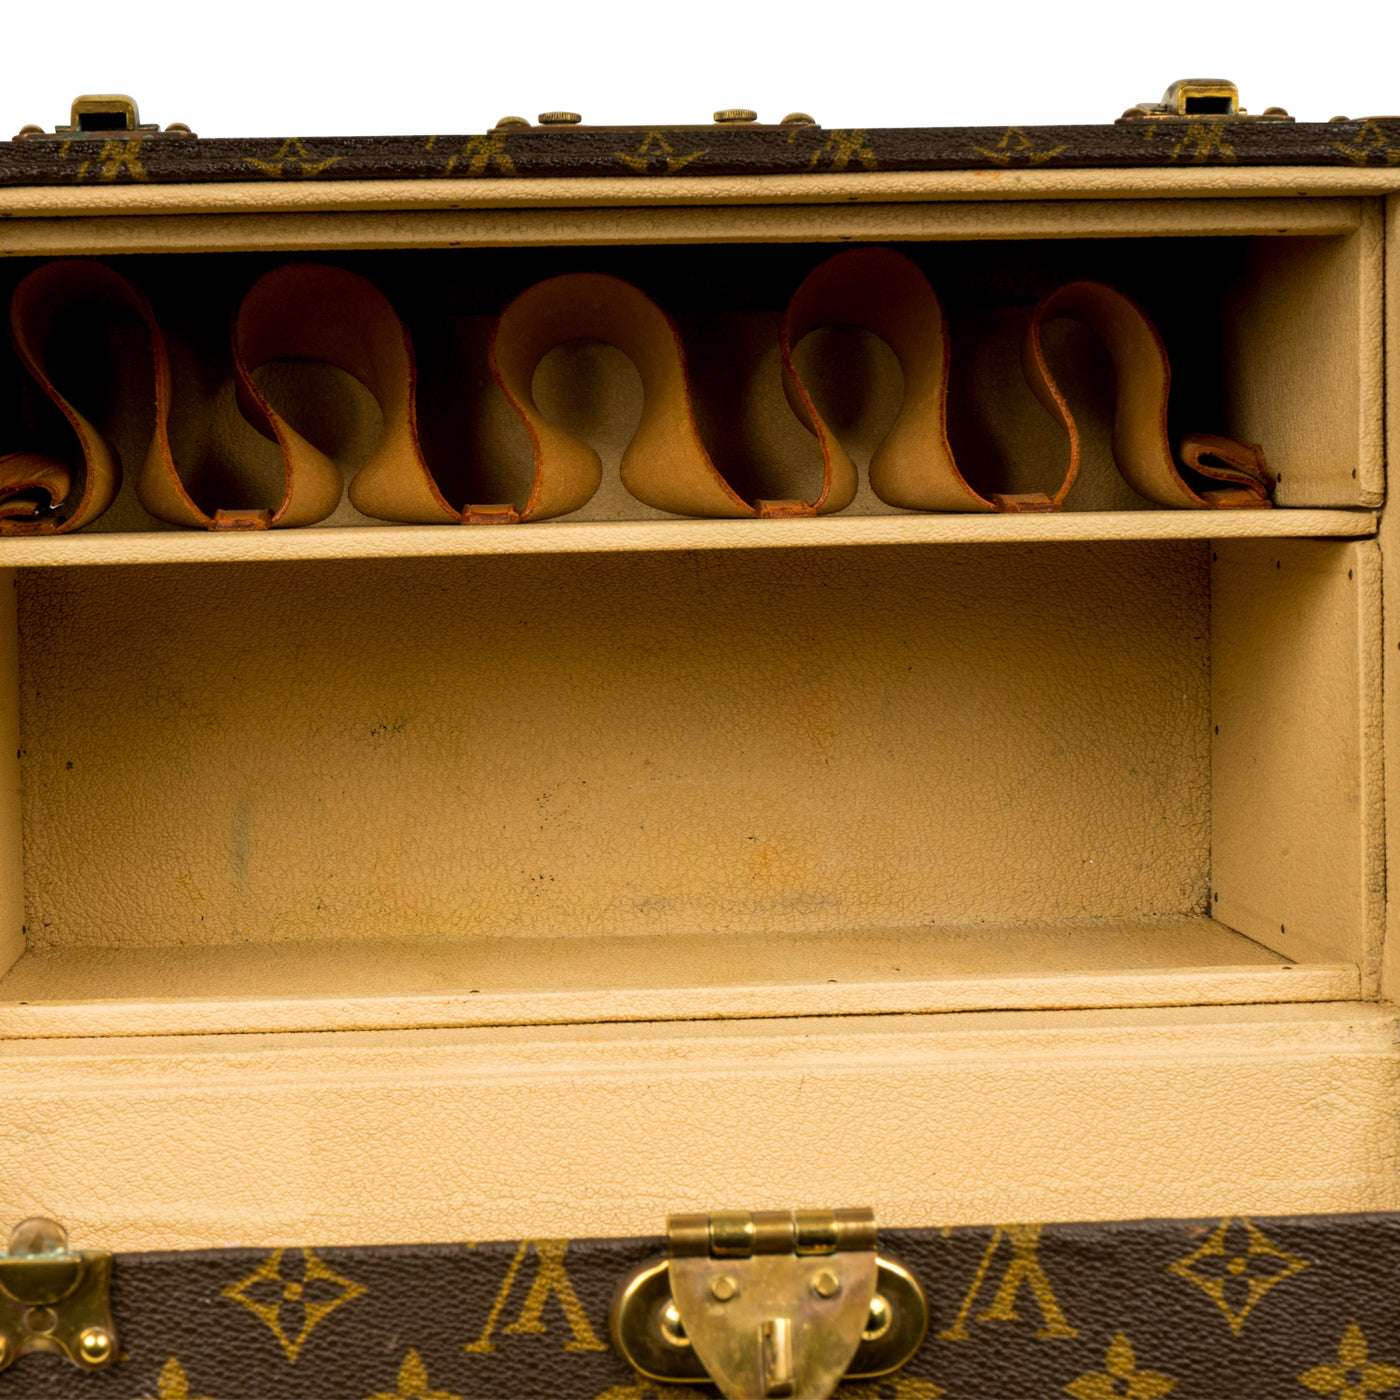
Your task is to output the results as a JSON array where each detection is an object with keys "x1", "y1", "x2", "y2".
[
  {"x1": 1064, "y1": 1332, "x2": 1175, "y2": 1400},
  {"x1": 366, "y1": 1348, "x2": 464, "y2": 1400},
  {"x1": 221, "y1": 1247, "x2": 367, "y2": 1362},
  {"x1": 137, "y1": 1357, "x2": 219, "y2": 1400},
  {"x1": 1167, "y1": 1217, "x2": 1308, "y2": 1334},
  {"x1": 1299, "y1": 1323, "x2": 1400, "y2": 1398}
]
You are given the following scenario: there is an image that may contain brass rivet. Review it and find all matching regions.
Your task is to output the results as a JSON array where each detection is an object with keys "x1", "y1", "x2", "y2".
[
  {"x1": 17, "y1": 125, "x2": 44, "y2": 137},
  {"x1": 538, "y1": 112, "x2": 582, "y2": 126},
  {"x1": 0, "y1": 1333, "x2": 8, "y2": 1363},
  {"x1": 713, "y1": 109, "x2": 758, "y2": 124},
  {"x1": 710, "y1": 1275, "x2": 739, "y2": 1301},
  {"x1": 1262, "y1": 106, "x2": 1290, "y2": 117},
  {"x1": 1329, "y1": 115, "x2": 1351, "y2": 123},
  {"x1": 494, "y1": 116, "x2": 530, "y2": 128},
  {"x1": 780, "y1": 112, "x2": 816, "y2": 126},
  {"x1": 812, "y1": 1270, "x2": 841, "y2": 1299},
  {"x1": 862, "y1": 1294, "x2": 892, "y2": 1341},
  {"x1": 659, "y1": 1300, "x2": 690, "y2": 1347},
  {"x1": 78, "y1": 1327, "x2": 113, "y2": 1365},
  {"x1": 164, "y1": 122, "x2": 192, "y2": 134},
  {"x1": 24, "y1": 1306, "x2": 56, "y2": 1335}
]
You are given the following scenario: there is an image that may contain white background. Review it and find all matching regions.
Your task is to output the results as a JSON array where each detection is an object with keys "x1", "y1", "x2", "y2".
[{"x1": 2, "y1": 0, "x2": 1395, "y2": 139}]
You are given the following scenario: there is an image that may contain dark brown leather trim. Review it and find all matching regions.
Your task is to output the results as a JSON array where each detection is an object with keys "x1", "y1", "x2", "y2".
[
  {"x1": 1, "y1": 120, "x2": 1399, "y2": 188},
  {"x1": 0, "y1": 1214, "x2": 1395, "y2": 1398}
]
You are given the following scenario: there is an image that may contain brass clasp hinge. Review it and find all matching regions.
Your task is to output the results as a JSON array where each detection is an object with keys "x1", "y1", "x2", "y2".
[
  {"x1": 0, "y1": 1218, "x2": 118, "y2": 1372},
  {"x1": 1117, "y1": 78, "x2": 1293, "y2": 123},
  {"x1": 610, "y1": 1208, "x2": 926, "y2": 1399},
  {"x1": 15, "y1": 94, "x2": 195, "y2": 141}
]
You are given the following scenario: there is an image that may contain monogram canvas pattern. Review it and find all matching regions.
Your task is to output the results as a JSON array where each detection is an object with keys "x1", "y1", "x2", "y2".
[
  {"x1": 2, "y1": 121, "x2": 1399, "y2": 187},
  {"x1": 0, "y1": 1215, "x2": 1396, "y2": 1398}
]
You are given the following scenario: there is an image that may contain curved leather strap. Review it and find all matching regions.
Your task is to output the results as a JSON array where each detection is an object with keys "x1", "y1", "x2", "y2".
[
  {"x1": 490, "y1": 272, "x2": 855, "y2": 519},
  {"x1": 0, "y1": 261, "x2": 130, "y2": 534},
  {"x1": 3, "y1": 259, "x2": 349, "y2": 532},
  {"x1": 234, "y1": 263, "x2": 525, "y2": 526},
  {"x1": 1024, "y1": 281, "x2": 1273, "y2": 510},
  {"x1": 783, "y1": 248, "x2": 1273, "y2": 512},
  {"x1": 781, "y1": 246, "x2": 992, "y2": 513}
]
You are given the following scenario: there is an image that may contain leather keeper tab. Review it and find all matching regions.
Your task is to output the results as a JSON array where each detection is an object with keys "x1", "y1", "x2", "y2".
[
  {"x1": 1200, "y1": 487, "x2": 1275, "y2": 509},
  {"x1": 459, "y1": 504, "x2": 522, "y2": 525},
  {"x1": 210, "y1": 508, "x2": 273, "y2": 531},
  {"x1": 990, "y1": 492, "x2": 1058, "y2": 513},
  {"x1": 756, "y1": 499, "x2": 817, "y2": 519}
]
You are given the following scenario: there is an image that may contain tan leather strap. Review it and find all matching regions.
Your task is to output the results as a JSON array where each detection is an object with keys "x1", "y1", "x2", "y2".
[
  {"x1": 783, "y1": 247, "x2": 1273, "y2": 512},
  {"x1": 3, "y1": 260, "x2": 349, "y2": 532},
  {"x1": 3, "y1": 252, "x2": 1272, "y2": 532},
  {"x1": 1, "y1": 261, "x2": 129, "y2": 534},
  {"x1": 490, "y1": 272, "x2": 854, "y2": 519},
  {"x1": 1024, "y1": 281, "x2": 1273, "y2": 510}
]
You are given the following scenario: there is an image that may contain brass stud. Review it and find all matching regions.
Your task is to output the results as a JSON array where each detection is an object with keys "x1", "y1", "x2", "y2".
[
  {"x1": 78, "y1": 1326, "x2": 114, "y2": 1366},
  {"x1": 0, "y1": 1333, "x2": 8, "y2": 1365},
  {"x1": 494, "y1": 116, "x2": 530, "y2": 128},
  {"x1": 781, "y1": 112, "x2": 816, "y2": 126},
  {"x1": 862, "y1": 1294, "x2": 892, "y2": 1341},
  {"x1": 713, "y1": 109, "x2": 758, "y2": 124},
  {"x1": 538, "y1": 112, "x2": 582, "y2": 126},
  {"x1": 1329, "y1": 114, "x2": 1352, "y2": 123},
  {"x1": 659, "y1": 1300, "x2": 690, "y2": 1347},
  {"x1": 812, "y1": 1269, "x2": 841, "y2": 1299},
  {"x1": 164, "y1": 122, "x2": 192, "y2": 134},
  {"x1": 710, "y1": 1274, "x2": 739, "y2": 1301},
  {"x1": 1262, "y1": 106, "x2": 1290, "y2": 117},
  {"x1": 16, "y1": 125, "x2": 44, "y2": 137}
]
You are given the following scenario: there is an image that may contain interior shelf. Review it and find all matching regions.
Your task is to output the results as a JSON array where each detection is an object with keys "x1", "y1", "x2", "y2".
[
  {"x1": 0, "y1": 508, "x2": 1376, "y2": 568},
  {"x1": 0, "y1": 917, "x2": 1358, "y2": 1039}
]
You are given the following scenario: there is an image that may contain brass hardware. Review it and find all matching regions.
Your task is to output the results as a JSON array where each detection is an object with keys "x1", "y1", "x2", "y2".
[
  {"x1": 781, "y1": 112, "x2": 817, "y2": 126},
  {"x1": 15, "y1": 94, "x2": 195, "y2": 141},
  {"x1": 1117, "y1": 79, "x2": 1293, "y2": 123},
  {"x1": 714, "y1": 109, "x2": 758, "y2": 124},
  {"x1": 610, "y1": 1208, "x2": 927, "y2": 1400},
  {"x1": 0, "y1": 1219, "x2": 118, "y2": 1372},
  {"x1": 494, "y1": 116, "x2": 531, "y2": 128},
  {"x1": 537, "y1": 111, "x2": 582, "y2": 125}
]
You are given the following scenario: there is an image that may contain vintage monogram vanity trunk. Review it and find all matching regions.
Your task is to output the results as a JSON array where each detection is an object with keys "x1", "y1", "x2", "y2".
[{"x1": 0, "y1": 83, "x2": 1398, "y2": 1399}]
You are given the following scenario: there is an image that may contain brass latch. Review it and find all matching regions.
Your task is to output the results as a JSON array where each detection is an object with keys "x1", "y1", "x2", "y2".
[
  {"x1": 15, "y1": 94, "x2": 195, "y2": 140},
  {"x1": 610, "y1": 1208, "x2": 926, "y2": 1399},
  {"x1": 1117, "y1": 79, "x2": 1293, "y2": 123},
  {"x1": 0, "y1": 1218, "x2": 118, "y2": 1372}
]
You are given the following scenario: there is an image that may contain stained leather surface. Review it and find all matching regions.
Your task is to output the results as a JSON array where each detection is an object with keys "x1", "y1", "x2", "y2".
[
  {"x1": 0, "y1": 1216, "x2": 1395, "y2": 1398},
  {"x1": 0, "y1": 250, "x2": 1272, "y2": 532}
]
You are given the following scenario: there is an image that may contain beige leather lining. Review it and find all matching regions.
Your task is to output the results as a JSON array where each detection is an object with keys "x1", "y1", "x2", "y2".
[{"x1": 0, "y1": 251, "x2": 1273, "y2": 532}]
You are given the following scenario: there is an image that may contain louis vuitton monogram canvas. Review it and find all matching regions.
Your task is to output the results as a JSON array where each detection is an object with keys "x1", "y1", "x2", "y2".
[
  {"x1": 2, "y1": 120, "x2": 1400, "y2": 188},
  {"x1": 0, "y1": 1216, "x2": 1396, "y2": 1399}
]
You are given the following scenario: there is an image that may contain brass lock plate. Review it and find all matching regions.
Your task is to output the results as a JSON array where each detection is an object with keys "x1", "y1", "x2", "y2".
[
  {"x1": 0, "y1": 1218, "x2": 118, "y2": 1372},
  {"x1": 610, "y1": 1209, "x2": 927, "y2": 1399}
]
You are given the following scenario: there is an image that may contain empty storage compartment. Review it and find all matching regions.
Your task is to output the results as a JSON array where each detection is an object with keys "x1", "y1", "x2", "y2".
[{"x1": 0, "y1": 528, "x2": 1378, "y2": 1036}]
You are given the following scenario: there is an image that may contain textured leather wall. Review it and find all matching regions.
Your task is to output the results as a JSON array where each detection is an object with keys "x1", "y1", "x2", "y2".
[{"x1": 19, "y1": 542, "x2": 1210, "y2": 949}]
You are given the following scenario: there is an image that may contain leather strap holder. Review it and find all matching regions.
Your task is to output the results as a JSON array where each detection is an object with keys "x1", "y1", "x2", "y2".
[
  {"x1": 1, "y1": 251, "x2": 1273, "y2": 533},
  {"x1": 489, "y1": 272, "x2": 841, "y2": 519},
  {"x1": 782, "y1": 247, "x2": 1274, "y2": 513}
]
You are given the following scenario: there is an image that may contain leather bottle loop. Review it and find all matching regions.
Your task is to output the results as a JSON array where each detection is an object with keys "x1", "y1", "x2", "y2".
[
  {"x1": 784, "y1": 248, "x2": 1274, "y2": 513},
  {"x1": 781, "y1": 247, "x2": 985, "y2": 513},
  {"x1": 1023, "y1": 280, "x2": 1274, "y2": 510},
  {"x1": 2, "y1": 252, "x2": 1273, "y2": 534},
  {"x1": 489, "y1": 272, "x2": 833, "y2": 520},
  {"x1": 2, "y1": 261, "x2": 131, "y2": 534}
]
